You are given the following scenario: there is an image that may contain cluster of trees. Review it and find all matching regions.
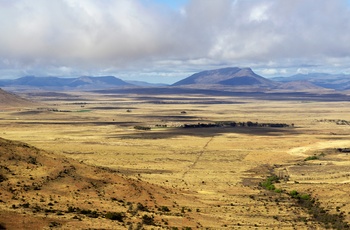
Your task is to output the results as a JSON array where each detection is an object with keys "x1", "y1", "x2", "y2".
[
  {"x1": 183, "y1": 121, "x2": 291, "y2": 129},
  {"x1": 183, "y1": 123, "x2": 219, "y2": 128},
  {"x1": 134, "y1": 126, "x2": 151, "y2": 130},
  {"x1": 134, "y1": 121, "x2": 291, "y2": 130},
  {"x1": 318, "y1": 119, "x2": 350, "y2": 125},
  {"x1": 337, "y1": 148, "x2": 350, "y2": 153}
]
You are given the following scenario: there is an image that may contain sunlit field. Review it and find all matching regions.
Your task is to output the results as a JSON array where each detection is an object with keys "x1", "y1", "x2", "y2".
[{"x1": 1, "y1": 90, "x2": 350, "y2": 229}]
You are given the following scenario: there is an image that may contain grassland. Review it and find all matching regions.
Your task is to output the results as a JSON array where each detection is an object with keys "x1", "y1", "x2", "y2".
[{"x1": 1, "y1": 90, "x2": 350, "y2": 229}]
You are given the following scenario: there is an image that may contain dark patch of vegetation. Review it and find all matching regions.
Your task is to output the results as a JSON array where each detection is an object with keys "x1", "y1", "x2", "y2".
[
  {"x1": 76, "y1": 109, "x2": 91, "y2": 113},
  {"x1": 318, "y1": 119, "x2": 350, "y2": 126},
  {"x1": 304, "y1": 155, "x2": 319, "y2": 161},
  {"x1": 79, "y1": 209, "x2": 99, "y2": 218},
  {"x1": 158, "y1": 206, "x2": 170, "y2": 212},
  {"x1": 155, "y1": 124, "x2": 168, "y2": 128},
  {"x1": 72, "y1": 215, "x2": 81, "y2": 220},
  {"x1": 67, "y1": 206, "x2": 76, "y2": 213},
  {"x1": 260, "y1": 175, "x2": 350, "y2": 229},
  {"x1": 142, "y1": 215, "x2": 155, "y2": 225},
  {"x1": 49, "y1": 222, "x2": 61, "y2": 228},
  {"x1": 260, "y1": 175, "x2": 280, "y2": 192},
  {"x1": 289, "y1": 190, "x2": 349, "y2": 229},
  {"x1": 0, "y1": 174, "x2": 7, "y2": 183},
  {"x1": 337, "y1": 148, "x2": 350, "y2": 153},
  {"x1": 183, "y1": 121, "x2": 291, "y2": 129},
  {"x1": 27, "y1": 156, "x2": 37, "y2": 165},
  {"x1": 0, "y1": 222, "x2": 6, "y2": 230},
  {"x1": 136, "y1": 203, "x2": 148, "y2": 212},
  {"x1": 289, "y1": 190, "x2": 310, "y2": 200},
  {"x1": 105, "y1": 212, "x2": 125, "y2": 222},
  {"x1": 134, "y1": 126, "x2": 151, "y2": 131},
  {"x1": 56, "y1": 211, "x2": 64, "y2": 216},
  {"x1": 21, "y1": 203, "x2": 30, "y2": 208}
]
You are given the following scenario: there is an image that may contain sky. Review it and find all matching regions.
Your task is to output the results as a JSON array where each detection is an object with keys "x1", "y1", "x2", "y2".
[{"x1": 1, "y1": 0, "x2": 350, "y2": 84}]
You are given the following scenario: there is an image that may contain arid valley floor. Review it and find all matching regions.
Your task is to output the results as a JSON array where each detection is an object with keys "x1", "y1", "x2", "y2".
[{"x1": 1, "y1": 89, "x2": 350, "y2": 229}]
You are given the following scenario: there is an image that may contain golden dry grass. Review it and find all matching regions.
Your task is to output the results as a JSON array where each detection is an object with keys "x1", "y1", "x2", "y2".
[{"x1": 1, "y1": 90, "x2": 350, "y2": 229}]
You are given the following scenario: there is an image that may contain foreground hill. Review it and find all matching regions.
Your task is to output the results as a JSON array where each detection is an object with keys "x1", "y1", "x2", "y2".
[
  {"x1": 0, "y1": 88, "x2": 35, "y2": 108},
  {"x1": 273, "y1": 73, "x2": 350, "y2": 91},
  {"x1": 172, "y1": 67, "x2": 278, "y2": 89},
  {"x1": 0, "y1": 137, "x2": 202, "y2": 229},
  {"x1": 0, "y1": 76, "x2": 132, "y2": 90}
]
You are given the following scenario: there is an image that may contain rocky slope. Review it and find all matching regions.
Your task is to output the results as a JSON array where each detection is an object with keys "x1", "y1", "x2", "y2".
[{"x1": 0, "y1": 137, "x2": 201, "y2": 229}]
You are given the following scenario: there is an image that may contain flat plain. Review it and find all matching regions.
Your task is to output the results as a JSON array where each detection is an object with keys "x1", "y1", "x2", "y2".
[{"x1": 1, "y1": 89, "x2": 350, "y2": 229}]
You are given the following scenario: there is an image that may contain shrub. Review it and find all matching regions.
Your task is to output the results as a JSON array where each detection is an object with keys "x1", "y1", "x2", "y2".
[
  {"x1": 79, "y1": 209, "x2": 99, "y2": 218},
  {"x1": 67, "y1": 206, "x2": 76, "y2": 213},
  {"x1": 21, "y1": 203, "x2": 30, "y2": 208},
  {"x1": 300, "y1": 194, "x2": 311, "y2": 201},
  {"x1": 142, "y1": 215, "x2": 155, "y2": 225},
  {"x1": 304, "y1": 155, "x2": 319, "y2": 161},
  {"x1": 289, "y1": 190, "x2": 299, "y2": 198},
  {"x1": 28, "y1": 156, "x2": 37, "y2": 165},
  {"x1": 260, "y1": 175, "x2": 279, "y2": 191},
  {"x1": 159, "y1": 206, "x2": 170, "y2": 212},
  {"x1": 136, "y1": 203, "x2": 148, "y2": 212},
  {"x1": 0, "y1": 174, "x2": 6, "y2": 183},
  {"x1": 49, "y1": 222, "x2": 61, "y2": 228},
  {"x1": 274, "y1": 188, "x2": 283, "y2": 193},
  {"x1": 105, "y1": 212, "x2": 124, "y2": 222}
]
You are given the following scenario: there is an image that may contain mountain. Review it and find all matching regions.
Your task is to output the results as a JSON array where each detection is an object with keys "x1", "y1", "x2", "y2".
[
  {"x1": 126, "y1": 80, "x2": 169, "y2": 87},
  {"x1": 172, "y1": 67, "x2": 277, "y2": 88},
  {"x1": 272, "y1": 73, "x2": 350, "y2": 91},
  {"x1": 0, "y1": 76, "x2": 132, "y2": 90},
  {"x1": 0, "y1": 88, "x2": 34, "y2": 107},
  {"x1": 278, "y1": 81, "x2": 326, "y2": 91}
]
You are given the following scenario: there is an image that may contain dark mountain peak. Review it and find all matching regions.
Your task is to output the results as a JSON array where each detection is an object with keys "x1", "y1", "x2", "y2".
[{"x1": 172, "y1": 67, "x2": 276, "y2": 88}]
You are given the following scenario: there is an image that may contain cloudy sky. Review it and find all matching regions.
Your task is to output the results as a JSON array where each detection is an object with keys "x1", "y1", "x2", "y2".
[{"x1": 1, "y1": 0, "x2": 350, "y2": 83}]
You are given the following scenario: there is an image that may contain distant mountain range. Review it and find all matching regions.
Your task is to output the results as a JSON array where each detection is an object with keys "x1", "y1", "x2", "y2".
[
  {"x1": 0, "y1": 76, "x2": 132, "y2": 90},
  {"x1": 125, "y1": 80, "x2": 169, "y2": 87},
  {"x1": 0, "y1": 68, "x2": 349, "y2": 92},
  {"x1": 173, "y1": 68, "x2": 350, "y2": 91},
  {"x1": 272, "y1": 73, "x2": 350, "y2": 90}
]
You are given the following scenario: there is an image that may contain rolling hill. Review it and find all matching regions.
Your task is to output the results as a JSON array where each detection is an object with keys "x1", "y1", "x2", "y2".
[
  {"x1": 0, "y1": 88, "x2": 35, "y2": 108},
  {"x1": 0, "y1": 137, "x2": 203, "y2": 229}
]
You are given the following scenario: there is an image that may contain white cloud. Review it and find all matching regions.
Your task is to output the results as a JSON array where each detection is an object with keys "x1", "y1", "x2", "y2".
[
  {"x1": 0, "y1": 0, "x2": 350, "y2": 81},
  {"x1": 249, "y1": 4, "x2": 270, "y2": 22}
]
